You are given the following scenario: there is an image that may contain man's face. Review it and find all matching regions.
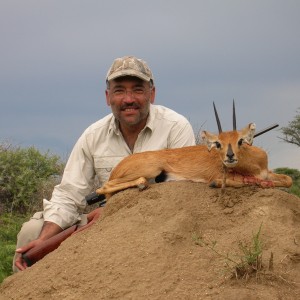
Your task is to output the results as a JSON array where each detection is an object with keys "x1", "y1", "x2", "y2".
[{"x1": 106, "y1": 76, "x2": 155, "y2": 127}]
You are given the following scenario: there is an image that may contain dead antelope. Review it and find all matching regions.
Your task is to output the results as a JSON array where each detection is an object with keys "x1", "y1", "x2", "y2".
[{"x1": 95, "y1": 103, "x2": 292, "y2": 199}]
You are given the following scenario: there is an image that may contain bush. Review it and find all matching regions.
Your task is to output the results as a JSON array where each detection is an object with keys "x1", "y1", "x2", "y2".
[
  {"x1": 0, "y1": 143, "x2": 64, "y2": 214},
  {"x1": 0, "y1": 213, "x2": 28, "y2": 283}
]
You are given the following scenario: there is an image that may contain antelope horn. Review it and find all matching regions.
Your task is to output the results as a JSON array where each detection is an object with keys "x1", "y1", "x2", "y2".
[
  {"x1": 233, "y1": 99, "x2": 236, "y2": 130},
  {"x1": 213, "y1": 102, "x2": 222, "y2": 133}
]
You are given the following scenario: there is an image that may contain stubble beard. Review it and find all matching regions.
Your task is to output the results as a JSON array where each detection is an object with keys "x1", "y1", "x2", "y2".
[{"x1": 114, "y1": 101, "x2": 150, "y2": 127}]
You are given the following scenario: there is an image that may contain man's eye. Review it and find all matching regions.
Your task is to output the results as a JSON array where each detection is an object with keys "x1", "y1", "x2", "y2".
[
  {"x1": 113, "y1": 89, "x2": 125, "y2": 95},
  {"x1": 133, "y1": 88, "x2": 144, "y2": 94}
]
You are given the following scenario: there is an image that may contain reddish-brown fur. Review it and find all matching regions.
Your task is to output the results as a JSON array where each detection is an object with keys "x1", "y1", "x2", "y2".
[{"x1": 96, "y1": 123, "x2": 292, "y2": 198}]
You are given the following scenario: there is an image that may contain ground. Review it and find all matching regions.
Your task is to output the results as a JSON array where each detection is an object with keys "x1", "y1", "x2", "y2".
[{"x1": 1, "y1": 181, "x2": 300, "y2": 300}]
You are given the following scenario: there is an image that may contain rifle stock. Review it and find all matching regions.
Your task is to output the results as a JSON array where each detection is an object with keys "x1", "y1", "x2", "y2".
[
  {"x1": 20, "y1": 196, "x2": 105, "y2": 269},
  {"x1": 22, "y1": 224, "x2": 78, "y2": 267}
]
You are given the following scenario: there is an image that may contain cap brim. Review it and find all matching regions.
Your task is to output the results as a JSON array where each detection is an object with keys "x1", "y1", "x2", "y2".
[{"x1": 107, "y1": 70, "x2": 151, "y2": 82}]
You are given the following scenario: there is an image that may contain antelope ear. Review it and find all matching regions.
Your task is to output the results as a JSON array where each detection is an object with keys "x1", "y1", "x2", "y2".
[
  {"x1": 241, "y1": 123, "x2": 256, "y2": 145},
  {"x1": 201, "y1": 131, "x2": 218, "y2": 151}
]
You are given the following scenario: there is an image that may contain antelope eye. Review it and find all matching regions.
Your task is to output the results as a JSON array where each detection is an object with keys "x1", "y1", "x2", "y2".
[
  {"x1": 238, "y1": 138, "x2": 244, "y2": 146},
  {"x1": 215, "y1": 141, "x2": 221, "y2": 149}
]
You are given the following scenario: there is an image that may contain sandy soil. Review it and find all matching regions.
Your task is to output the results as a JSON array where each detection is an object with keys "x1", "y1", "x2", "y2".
[{"x1": 1, "y1": 181, "x2": 300, "y2": 300}]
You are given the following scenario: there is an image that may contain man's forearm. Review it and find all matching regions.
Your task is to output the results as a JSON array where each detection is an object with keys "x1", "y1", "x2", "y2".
[{"x1": 38, "y1": 221, "x2": 63, "y2": 241}]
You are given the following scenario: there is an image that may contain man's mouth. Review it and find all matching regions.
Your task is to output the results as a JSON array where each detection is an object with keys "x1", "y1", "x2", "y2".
[
  {"x1": 121, "y1": 104, "x2": 140, "y2": 111},
  {"x1": 123, "y1": 108, "x2": 138, "y2": 111}
]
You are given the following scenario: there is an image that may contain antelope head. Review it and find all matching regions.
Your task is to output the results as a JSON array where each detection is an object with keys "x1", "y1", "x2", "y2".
[
  {"x1": 201, "y1": 101, "x2": 256, "y2": 167},
  {"x1": 201, "y1": 123, "x2": 256, "y2": 167}
]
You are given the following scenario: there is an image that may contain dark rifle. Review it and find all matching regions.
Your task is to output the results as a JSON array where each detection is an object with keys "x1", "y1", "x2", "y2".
[
  {"x1": 254, "y1": 123, "x2": 279, "y2": 138},
  {"x1": 22, "y1": 224, "x2": 78, "y2": 267},
  {"x1": 21, "y1": 196, "x2": 106, "y2": 267}
]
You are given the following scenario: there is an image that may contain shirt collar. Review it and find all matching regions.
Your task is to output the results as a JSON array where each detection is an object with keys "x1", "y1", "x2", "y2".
[
  {"x1": 145, "y1": 104, "x2": 155, "y2": 132},
  {"x1": 108, "y1": 114, "x2": 120, "y2": 135}
]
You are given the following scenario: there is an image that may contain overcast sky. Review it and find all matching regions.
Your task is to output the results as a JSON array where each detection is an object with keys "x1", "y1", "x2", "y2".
[{"x1": 1, "y1": 0, "x2": 299, "y2": 169}]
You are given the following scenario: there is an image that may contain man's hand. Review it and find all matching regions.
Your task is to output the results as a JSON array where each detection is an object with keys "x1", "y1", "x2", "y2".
[
  {"x1": 15, "y1": 239, "x2": 45, "y2": 271},
  {"x1": 87, "y1": 207, "x2": 103, "y2": 223},
  {"x1": 15, "y1": 221, "x2": 63, "y2": 271},
  {"x1": 74, "y1": 207, "x2": 103, "y2": 234}
]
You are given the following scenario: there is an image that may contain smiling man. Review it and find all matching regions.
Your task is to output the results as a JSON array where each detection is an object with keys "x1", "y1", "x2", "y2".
[
  {"x1": 106, "y1": 73, "x2": 155, "y2": 151},
  {"x1": 14, "y1": 55, "x2": 196, "y2": 271}
]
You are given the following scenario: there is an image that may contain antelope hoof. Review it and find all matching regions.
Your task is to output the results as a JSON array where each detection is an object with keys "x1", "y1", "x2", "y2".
[
  {"x1": 209, "y1": 181, "x2": 218, "y2": 188},
  {"x1": 136, "y1": 177, "x2": 148, "y2": 191},
  {"x1": 137, "y1": 183, "x2": 148, "y2": 191}
]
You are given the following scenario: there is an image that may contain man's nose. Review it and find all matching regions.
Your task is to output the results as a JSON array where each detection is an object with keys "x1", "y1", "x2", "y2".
[{"x1": 123, "y1": 92, "x2": 135, "y2": 102}]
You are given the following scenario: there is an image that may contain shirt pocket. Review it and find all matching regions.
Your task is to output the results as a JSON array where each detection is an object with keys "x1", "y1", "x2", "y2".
[{"x1": 94, "y1": 156, "x2": 125, "y2": 186}]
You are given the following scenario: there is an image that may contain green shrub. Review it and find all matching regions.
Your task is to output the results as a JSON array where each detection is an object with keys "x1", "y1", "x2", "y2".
[
  {"x1": 0, "y1": 143, "x2": 64, "y2": 214},
  {"x1": 0, "y1": 213, "x2": 28, "y2": 283}
]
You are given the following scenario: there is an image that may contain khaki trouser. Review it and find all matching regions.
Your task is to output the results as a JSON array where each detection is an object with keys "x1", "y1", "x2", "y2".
[{"x1": 13, "y1": 211, "x2": 88, "y2": 273}]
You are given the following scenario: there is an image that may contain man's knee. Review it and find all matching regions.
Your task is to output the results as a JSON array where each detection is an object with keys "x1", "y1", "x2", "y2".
[
  {"x1": 13, "y1": 211, "x2": 44, "y2": 273},
  {"x1": 17, "y1": 211, "x2": 44, "y2": 246}
]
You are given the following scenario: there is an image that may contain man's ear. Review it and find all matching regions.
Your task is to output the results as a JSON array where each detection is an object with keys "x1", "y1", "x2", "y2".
[
  {"x1": 150, "y1": 86, "x2": 155, "y2": 104},
  {"x1": 105, "y1": 90, "x2": 111, "y2": 106}
]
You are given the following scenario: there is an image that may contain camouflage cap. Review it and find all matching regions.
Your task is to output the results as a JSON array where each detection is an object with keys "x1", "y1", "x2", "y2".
[{"x1": 106, "y1": 56, "x2": 154, "y2": 83}]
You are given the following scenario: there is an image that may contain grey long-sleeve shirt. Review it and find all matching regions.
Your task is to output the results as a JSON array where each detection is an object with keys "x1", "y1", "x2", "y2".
[{"x1": 43, "y1": 105, "x2": 196, "y2": 229}]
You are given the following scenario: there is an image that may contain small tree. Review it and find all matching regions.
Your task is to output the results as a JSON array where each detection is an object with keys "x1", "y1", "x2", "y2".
[
  {"x1": 279, "y1": 109, "x2": 300, "y2": 147},
  {"x1": 0, "y1": 143, "x2": 64, "y2": 214}
]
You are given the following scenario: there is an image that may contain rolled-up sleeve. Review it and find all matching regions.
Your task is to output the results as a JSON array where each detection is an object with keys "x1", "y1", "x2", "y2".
[{"x1": 43, "y1": 132, "x2": 95, "y2": 229}]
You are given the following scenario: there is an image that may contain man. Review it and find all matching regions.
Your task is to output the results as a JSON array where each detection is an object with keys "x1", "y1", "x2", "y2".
[{"x1": 14, "y1": 55, "x2": 195, "y2": 271}]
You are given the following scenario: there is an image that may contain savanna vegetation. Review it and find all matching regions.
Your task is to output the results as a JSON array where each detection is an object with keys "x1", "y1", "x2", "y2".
[
  {"x1": 279, "y1": 109, "x2": 300, "y2": 147},
  {"x1": 0, "y1": 142, "x2": 64, "y2": 282}
]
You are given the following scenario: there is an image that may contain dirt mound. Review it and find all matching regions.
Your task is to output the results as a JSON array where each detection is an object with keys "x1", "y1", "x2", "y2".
[{"x1": 1, "y1": 182, "x2": 300, "y2": 300}]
